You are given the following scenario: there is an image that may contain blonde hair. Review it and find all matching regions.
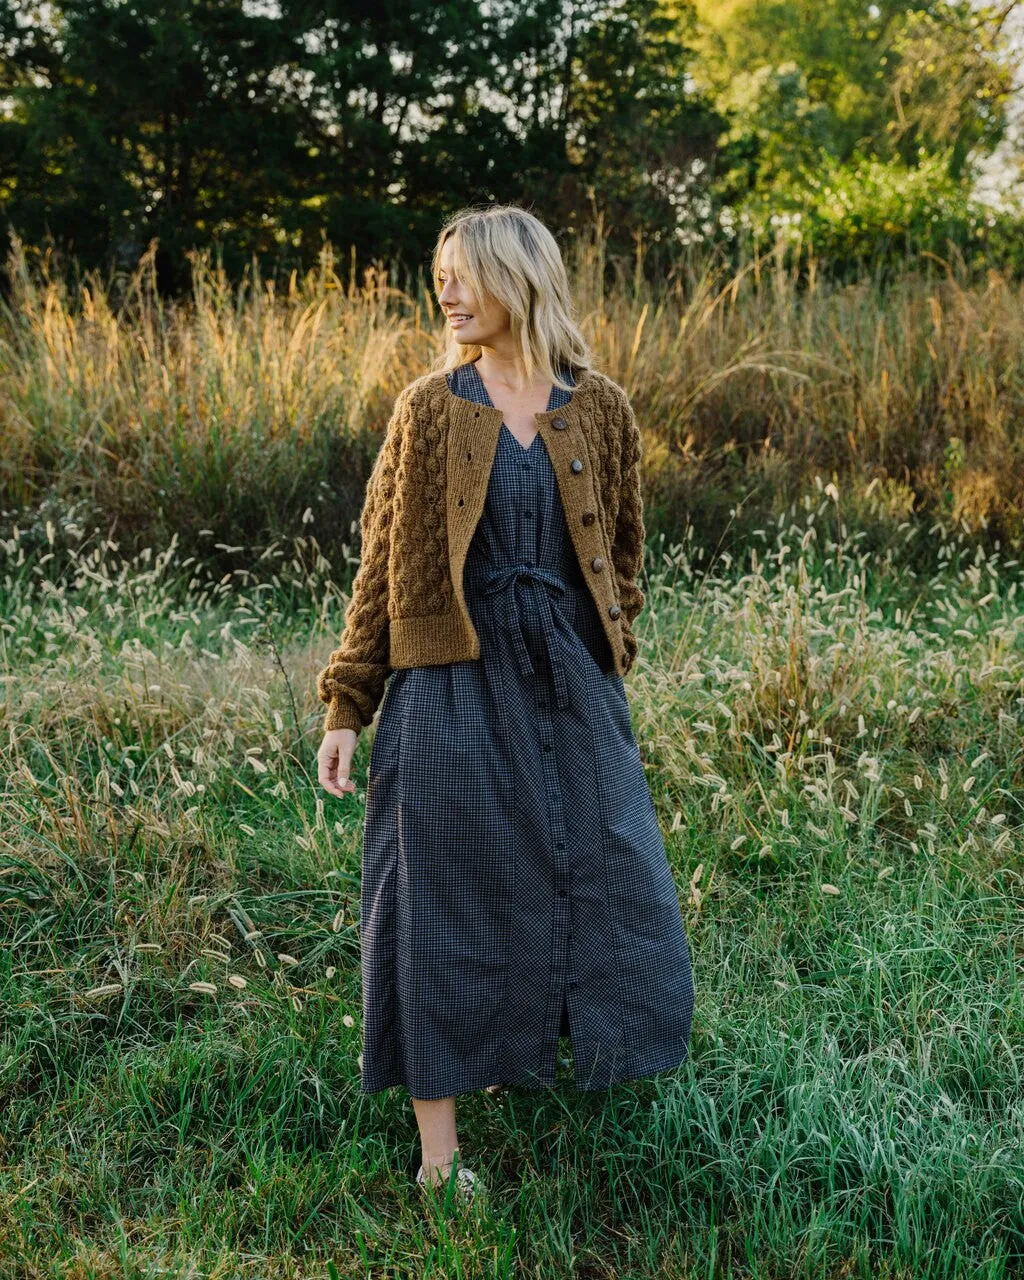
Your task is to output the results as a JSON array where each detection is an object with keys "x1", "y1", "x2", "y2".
[{"x1": 429, "y1": 203, "x2": 592, "y2": 393}]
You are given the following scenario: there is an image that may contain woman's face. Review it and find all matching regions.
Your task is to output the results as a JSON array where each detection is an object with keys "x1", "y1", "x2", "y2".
[{"x1": 436, "y1": 239, "x2": 509, "y2": 347}]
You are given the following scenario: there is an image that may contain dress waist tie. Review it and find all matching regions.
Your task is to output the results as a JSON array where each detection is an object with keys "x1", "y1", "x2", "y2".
[{"x1": 477, "y1": 563, "x2": 572, "y2": 711}]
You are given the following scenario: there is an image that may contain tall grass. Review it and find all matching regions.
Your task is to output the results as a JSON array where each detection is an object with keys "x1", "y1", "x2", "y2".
[
  {"x1": 2, "y1": 225, "x2": 1022, "y2": 1274},
  {"x1": 1, "y1": 482, "x2": 1022, "y2": 1276},
  {"x1": 3, "y1": 225, "x2": 1024, "y2": 589}
]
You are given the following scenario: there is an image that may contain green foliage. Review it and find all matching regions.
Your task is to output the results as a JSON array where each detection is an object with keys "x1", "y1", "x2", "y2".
[
  {"x1": 698, "y1": 0, "x2": 1018, "y2": 178},
  {"x1": 694, "y1": 0, "x2": 1024, "y2": 275},
  {"x1": 741, "y1": 149, "x2": 1024, "y2": 278}
]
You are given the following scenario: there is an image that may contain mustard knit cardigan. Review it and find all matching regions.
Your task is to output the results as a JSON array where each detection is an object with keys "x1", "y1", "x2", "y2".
[{"x1": 316, "y1": 365, "x2": 646, "y2": 734}]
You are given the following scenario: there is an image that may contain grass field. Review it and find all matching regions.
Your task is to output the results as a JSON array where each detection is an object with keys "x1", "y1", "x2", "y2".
[{"x1": 2, "y1": 485, "x2": 1022, "y2": 1278}]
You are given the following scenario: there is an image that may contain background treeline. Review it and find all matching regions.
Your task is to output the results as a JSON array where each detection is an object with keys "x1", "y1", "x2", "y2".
[
  {"x1": 2, "y1": 0, "x2": 1024, "y2": 291},
  {"x1": 3, "y1": 0, "x2": 1024, "y2": 580}
]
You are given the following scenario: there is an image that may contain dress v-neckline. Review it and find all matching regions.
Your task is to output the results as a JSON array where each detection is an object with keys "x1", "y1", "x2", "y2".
[{"x1": 502, "y1": 421, "x2": 541, "y2": 453}]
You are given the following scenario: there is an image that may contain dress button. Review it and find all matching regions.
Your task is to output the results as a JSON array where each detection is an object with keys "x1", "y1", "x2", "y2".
[
  {"x1": 608, "y1": 603, "x2": 621, "y2": 619},
  {"x1": 568, "y1": 981, "x2": 578, "y2": 990},
  {"x1": 581, "y1": 511, "x2": 596, "y2": 526},
  {"x1": 570, "y1": 458, "x2": 583, "y2": 473},
  {"x1": 591, "y1": 556, "x2": 604, "y2": 571},
  {"x1": 552, "y1": 416, "x2": 567, "y2": 430},
  {"x1": 558, "y1": 889, "x2": 567, "y2": 898}
]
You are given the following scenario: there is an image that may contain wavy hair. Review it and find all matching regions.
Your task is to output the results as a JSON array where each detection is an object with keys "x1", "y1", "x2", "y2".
[{"x1": 429, "y1": 204, "x2": 592, "y2": 393}]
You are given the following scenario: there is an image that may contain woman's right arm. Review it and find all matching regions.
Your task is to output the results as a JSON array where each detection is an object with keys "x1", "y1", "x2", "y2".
[{"x1": 316, "y1": 383, "x2": 414, "y2": 736}]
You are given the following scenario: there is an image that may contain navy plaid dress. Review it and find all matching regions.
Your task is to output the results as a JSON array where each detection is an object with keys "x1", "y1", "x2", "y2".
[{"x1": 358, "y1": 358, "x2": 695, "y2": 1100}]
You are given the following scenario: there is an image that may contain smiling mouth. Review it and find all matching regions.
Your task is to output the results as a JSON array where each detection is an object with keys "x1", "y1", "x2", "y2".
[{"x1": 448, "y1": 314, "x2": 473, "y2": 321}]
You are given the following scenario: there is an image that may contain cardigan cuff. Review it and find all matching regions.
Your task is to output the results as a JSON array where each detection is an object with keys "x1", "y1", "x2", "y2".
[{"x1": 323, "y1": 694, "x2": 365, "y2": 734}]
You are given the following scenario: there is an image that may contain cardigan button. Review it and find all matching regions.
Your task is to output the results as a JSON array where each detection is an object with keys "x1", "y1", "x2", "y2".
[
  {"x1": 570, "y1": 458, "x2": 583, "y2": 473},
  {"x1": 581, "y1": 511, "x2": 596, "y2": 525},
  {"x1": 552, "y1": 416, "x2": 567, "y2": 430},
  {"x1": 608, "y1": 603, "x2": 621, "y2": 619},
  {"x1": 591, "y1": 556, "x2": 604, "y2": 571}
]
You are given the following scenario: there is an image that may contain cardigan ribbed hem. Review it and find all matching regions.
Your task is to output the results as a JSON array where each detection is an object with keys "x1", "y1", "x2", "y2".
[
  {"x1": 390, "y1": 609, "x2": 481, "y2": 666},
  {"x1": 323, "y1": 612, "x2": 636, "y2": 735}
]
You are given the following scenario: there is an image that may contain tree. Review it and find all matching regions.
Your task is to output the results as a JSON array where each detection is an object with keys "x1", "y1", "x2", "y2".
[
  {"x1": 1, "y1": 0, "x2": 330, "y2": 289},
  {"x1": 687, "y1": 0, "x2": 1021, "y2": 196},
  {"x1": 0, "y1": 0, "x2": 723, "y2": 287}
]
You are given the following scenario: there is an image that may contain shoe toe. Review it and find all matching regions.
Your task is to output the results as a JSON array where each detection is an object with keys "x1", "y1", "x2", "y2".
[{"x1": 415, "y1": 1163, "x2": 483, "y2": 1200}]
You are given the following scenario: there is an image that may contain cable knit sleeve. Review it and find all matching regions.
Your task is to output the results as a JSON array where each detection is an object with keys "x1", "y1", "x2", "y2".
[
  {"x1": 316, "y1": 386, "x2": 412, "y2": 734},
  {"x1": 610, "y1": 388, "x2": 646, "y2": 663}
]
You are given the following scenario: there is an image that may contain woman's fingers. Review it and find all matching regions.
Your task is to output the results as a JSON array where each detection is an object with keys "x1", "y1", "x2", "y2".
[
  {"x1": 318, "y1": 736, "x2": 358, "y2": 797},
  {"x1": 321, "y1": 774, "x2": 356, "y2": 797}
]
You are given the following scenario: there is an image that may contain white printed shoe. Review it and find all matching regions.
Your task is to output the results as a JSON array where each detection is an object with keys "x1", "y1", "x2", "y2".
[{"x1": 415, "y1": 1158, "x2": 482, "y2": 1202}]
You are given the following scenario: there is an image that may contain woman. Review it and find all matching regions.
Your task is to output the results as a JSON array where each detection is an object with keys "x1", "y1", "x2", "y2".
[{"x1": 316, "y1": 204, "x2": 695, "y2": 1201}]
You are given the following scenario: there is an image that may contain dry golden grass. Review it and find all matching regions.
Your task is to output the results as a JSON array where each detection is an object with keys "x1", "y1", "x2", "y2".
[{"x1": 3, "y1": 223, "x2": 1024, "y2": 573}]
